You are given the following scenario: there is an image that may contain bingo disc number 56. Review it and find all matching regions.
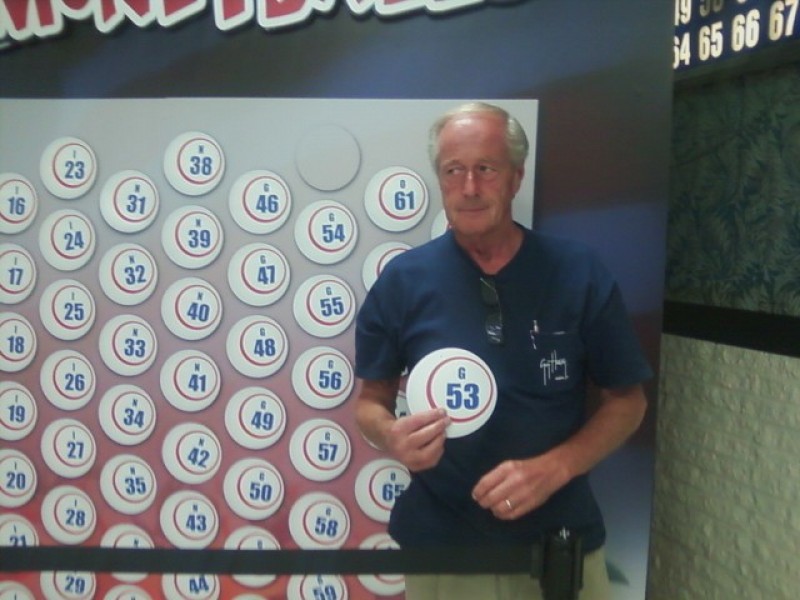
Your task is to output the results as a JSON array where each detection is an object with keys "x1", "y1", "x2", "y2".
[{"x1": 405, "y1": 348, "x2": 497, "y2": 438}]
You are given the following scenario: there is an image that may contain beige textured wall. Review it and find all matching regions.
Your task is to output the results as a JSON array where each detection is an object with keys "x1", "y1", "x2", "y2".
[{"x1": 647, "y1": 334, "x2": 800, "y2": 599}]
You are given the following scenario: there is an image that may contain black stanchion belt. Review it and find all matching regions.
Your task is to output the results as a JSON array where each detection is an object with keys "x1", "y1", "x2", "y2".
[{"x1": 0, "y1": 546, "x2": 543, "y2": 576}]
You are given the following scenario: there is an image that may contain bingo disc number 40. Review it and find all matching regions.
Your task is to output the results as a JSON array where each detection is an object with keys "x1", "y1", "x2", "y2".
[{"x1": 405, "y1": 348, "x2": 497, "y2": 438}]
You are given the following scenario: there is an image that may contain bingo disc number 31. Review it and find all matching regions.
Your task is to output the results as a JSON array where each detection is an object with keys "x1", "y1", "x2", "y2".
[{"x1": 405, "y1": 348, "x2": 497, "y2": 438}]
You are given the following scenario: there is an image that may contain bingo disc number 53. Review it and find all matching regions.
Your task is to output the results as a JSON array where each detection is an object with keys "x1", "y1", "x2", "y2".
[{"x1": 405, "y1": 348, "x2": 497, "y2": 438}]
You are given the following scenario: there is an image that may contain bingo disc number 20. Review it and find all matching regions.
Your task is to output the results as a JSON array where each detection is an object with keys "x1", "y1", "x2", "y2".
[{"x1": 405, "y1": 348, "x2": 497, "y2": 438}]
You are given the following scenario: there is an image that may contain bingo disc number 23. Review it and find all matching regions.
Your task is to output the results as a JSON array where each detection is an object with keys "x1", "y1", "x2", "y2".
[{"x1": 405, "y1": 347, "x2": 497, "y2": 438}]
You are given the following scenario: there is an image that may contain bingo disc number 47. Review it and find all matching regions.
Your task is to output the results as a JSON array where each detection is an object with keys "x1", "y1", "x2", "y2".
[{"x1": 405, "y1": 348, "x2": 497, "y2": 438}]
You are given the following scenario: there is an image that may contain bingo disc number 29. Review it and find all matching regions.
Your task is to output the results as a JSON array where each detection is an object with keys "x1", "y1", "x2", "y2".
[{"x1": 405, "y1": 348, "x2": 497, "y2": 438}]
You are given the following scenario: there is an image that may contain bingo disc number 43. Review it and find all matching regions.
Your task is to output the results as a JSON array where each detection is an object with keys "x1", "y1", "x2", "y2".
[{"x1": 405, "y1": 348, "x2": 497, "y2": 438}]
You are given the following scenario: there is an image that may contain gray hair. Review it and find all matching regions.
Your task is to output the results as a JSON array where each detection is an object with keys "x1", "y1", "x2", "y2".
[{"x1": 428, "y1": 102, "x2": 529, "y2": 169}]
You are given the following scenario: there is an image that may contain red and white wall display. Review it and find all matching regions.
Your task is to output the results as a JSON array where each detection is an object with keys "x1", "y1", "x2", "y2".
[{"x1": 0, "y1": 97, "x2": 537, "y2": 599}]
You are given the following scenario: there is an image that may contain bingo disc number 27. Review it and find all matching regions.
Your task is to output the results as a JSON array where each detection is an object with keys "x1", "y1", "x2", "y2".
[{"x1": 405, "y1": 348, "x2": 497, "y2": 438}]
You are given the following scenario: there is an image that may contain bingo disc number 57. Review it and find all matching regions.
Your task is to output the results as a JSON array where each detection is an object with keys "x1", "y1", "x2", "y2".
[{"x1": 405, "y1": 348, "x2": 497, "y2": 438}]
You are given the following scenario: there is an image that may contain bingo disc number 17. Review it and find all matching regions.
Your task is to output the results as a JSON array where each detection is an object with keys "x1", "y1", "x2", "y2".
[{"x1": 405, "y1": 347, "x2": 497, "y2": 438}]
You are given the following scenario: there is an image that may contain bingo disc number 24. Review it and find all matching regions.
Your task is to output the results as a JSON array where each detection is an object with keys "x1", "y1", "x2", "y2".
[{"x1": 405, "y1": 348, "x2": 497, "y2": 438}]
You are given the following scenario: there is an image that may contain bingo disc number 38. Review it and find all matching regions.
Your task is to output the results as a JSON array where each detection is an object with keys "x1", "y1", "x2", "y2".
[{"x1": 405, "y1": 348, "x2": 497, "y2": 438}]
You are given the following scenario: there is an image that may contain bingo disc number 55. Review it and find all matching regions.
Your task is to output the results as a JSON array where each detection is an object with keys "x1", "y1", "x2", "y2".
[{"x1": 405, "y1": 348, "x2": 497, "y2": 438}]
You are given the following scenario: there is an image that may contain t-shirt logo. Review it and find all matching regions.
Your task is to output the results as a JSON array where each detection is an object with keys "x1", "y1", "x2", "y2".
[{"x1": 540, "y1": 351, "x2": 569, "y2": 386}]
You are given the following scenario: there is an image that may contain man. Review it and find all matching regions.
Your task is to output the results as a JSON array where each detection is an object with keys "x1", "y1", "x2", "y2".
[{"x1": 354, "y1": 102, "x2": 651, "y2": 600}]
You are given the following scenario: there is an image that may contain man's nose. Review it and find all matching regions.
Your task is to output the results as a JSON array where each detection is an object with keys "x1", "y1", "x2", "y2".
[{"x1": 461, "y1": 169, "x2": 478, "y2": 195}]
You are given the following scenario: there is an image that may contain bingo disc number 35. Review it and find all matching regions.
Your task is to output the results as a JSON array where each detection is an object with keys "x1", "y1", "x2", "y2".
[{"x1": 405, "y1": 348, "x2": 497, "y2": 438}]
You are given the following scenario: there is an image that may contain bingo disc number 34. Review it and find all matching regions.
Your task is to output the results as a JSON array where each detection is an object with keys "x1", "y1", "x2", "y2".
[{"x1": 405, "y1": 348, "x2": 497, "y2": 438}]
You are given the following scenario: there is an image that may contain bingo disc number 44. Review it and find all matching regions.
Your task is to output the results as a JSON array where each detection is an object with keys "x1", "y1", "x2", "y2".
[{"x1": 405, "y1": 348, "x2": 497, "y2": 438}]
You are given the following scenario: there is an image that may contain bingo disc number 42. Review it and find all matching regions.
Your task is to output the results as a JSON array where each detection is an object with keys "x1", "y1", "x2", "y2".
[{"x1": 405, "y1": 348, "x2": 497, "y2": 438}]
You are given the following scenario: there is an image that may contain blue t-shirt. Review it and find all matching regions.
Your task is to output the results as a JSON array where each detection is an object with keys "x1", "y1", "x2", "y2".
[{"x1": 355, "y1": 226, "x2": 652, "y2": 551}]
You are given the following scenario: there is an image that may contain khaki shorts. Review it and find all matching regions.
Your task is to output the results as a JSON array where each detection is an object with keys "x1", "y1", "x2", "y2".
[{"x1": 403, "y1": 546, "x2": 609, "y2": 600}]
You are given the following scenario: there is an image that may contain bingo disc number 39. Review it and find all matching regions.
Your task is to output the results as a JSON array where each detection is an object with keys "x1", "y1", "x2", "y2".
[{"x1": 405, "y1": 348, "x2": 497, "y2": 438}]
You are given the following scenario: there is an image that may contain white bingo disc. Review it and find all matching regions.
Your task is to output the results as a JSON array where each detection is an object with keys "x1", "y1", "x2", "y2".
[
  {"x1": 38, "y1": 208, "x2": 96, "y2": 271},
  {"x1": 161, "y1": 573, "x2": 220, "y2": 600},
  {"x1": 161, "y1": 422, "x2": 222, "y2": 485},
  {"x1": 163, "y1": 131, "x2": 225, "y2": 196},
  {"x1": 287, "y1": 574, "x2": 349, "y2": 600},
  {"x1": 161, "y1": 205, "x2": 224, "y2": 269},
  {"x1": 0, "y1": 513, "x2": 38, "y2": 546},
  {"x1": 364, "y1": 166, "x2": 428, "y2": 232},
  {"x1": 40, "y1": 571, "x2": 96, "y2": 600},
  {"x1": 292, "y1": 274, "x2": 356, "y2": 338},
  {"x1": 100, "y1": 454, "x2": 158, "y2": 516},
  {"x1": 405, "y1": 347, "x2": 497, "y2": 438},
  {"x1": 98, "y1": 314, "x2": 158, "y2": 376},
  {"x1": 293, "y1": 199, "x2": 358, "y2": 265},
  {"x1": 222, "y1": 458, "x2": 285, "y2": 521},
  {"x1": 227, "y1": 242, "x2": 291, "y2": 307},
  {"x1": 0, "y1": 381, "x2": 37, "y2": 441},
  {"x1": 0, "y1": 449, "x2": 37, "y2": 508},
  {"x1": 361, "y1": 241, "x2": 411, "y2": 291},
  {"x1": 0, "y1": 312, "x2": 36, "y2": 372},
  {"x1": 103, "y1": 584, "x2": 152, "y2": 600},
  {"x1": 289, "y1": 418, "x2": 352, "y2": 482},
  {"x1": 295, "y1": 123, "x2": 360, "y2": 192},
  {"x1": 159, "y1": 349, "x2": 221, "y2": 412},
  {"x1": 100, "y1": 170, "x2": 160, "y2": 233},
  {"x1": 224, "y1": 526, "x2": 280, "y2": 588},
  {"x1": 39, "y1": 136, "x2": 97, "y2": 199},
  {"x1": 357, "y1": 533, "x2": 405, "y2": 596},
  {"x1": 159, "y1": 490, "x2": 219, "y2": 549},
  {"x1": 98, "y1": 384, "x2": 157, "y2": 446},
  {"x1": 161, "y1": 277, "x2": 223, "y2": 341},
  {"x1": 224, "y1": 387, "x2": 287, "y2": 450},
  {"x1": 354, "y1": 458, "x2": 410, "y2": 523},
  {"x1": 430, "y1": 208, "x2": 450, "y2": 239},
  {"x1": 38, "y1": 279, "x2": 96, "y2": 341},
  {"x1": 228, "y1": 169, "x2": 292, "y2": 234},
  {"x1": 0, "y1": 582, "x2": 35, "y2": 599},
  {"x1": 0, "y1": 244, "x2": 36, "y2": 304},
  {"x1": 100, "y1": 523, "x2": 154, "y2": 583},
  {"x1": 291, "y1": 346, "x2": 354, "y2": 410},
  {"x1": 98, "y1": 243, "x2": 159, "y2": 306},
  {"x1": 226, "y1": 315, "x2": 289, "y2": 378},
  {"x1": 40, "y1": 418, "x2": 97, "y2": 478},
  {"x1": 40, "y1": 485, "x2": 97, "y2": 544},
  {"x1": 288, "y1": 492, "x2": 350, "y2": 549},
  {"x1": 39, "y1": 349, "x2": 96, "y2": 411},
  {"x1": 0, "y1": 172, "x2": 38, "y2": 234}
]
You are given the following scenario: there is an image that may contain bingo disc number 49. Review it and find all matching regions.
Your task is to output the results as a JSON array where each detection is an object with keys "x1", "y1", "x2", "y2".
[{"x1": 405, "y1": 348, "x2": 497, "y2": 438}]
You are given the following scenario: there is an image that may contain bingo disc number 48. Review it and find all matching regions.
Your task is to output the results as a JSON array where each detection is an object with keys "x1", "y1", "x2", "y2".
[{"x1": 405, "y1": 348, "x2": 497, "y2": 438}]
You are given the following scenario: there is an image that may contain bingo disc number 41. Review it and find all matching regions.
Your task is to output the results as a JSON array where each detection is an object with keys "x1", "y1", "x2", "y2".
[{"x1": 405, "y1": 348, "x2": 497, "y2": 438}]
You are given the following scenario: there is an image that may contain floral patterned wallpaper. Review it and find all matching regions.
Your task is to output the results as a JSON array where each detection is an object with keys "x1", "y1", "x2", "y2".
[{"x1": 666, "y1": 63, "x2": 800, "y2": 317}]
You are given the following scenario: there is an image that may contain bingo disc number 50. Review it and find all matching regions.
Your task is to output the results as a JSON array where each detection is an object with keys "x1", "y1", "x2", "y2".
[{"x1": 405, "y1": 348, "x2": 497, "y2": 438}]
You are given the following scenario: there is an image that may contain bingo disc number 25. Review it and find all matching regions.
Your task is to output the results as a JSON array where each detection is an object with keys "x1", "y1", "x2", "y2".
[{"x1": 405, "y1": 348, "x2": 497, "y2": 438}]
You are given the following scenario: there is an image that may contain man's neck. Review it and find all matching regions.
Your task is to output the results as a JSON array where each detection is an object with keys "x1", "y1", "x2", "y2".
[{"x1": 455, "y1": 223, "x2": 524, "y2": 275}]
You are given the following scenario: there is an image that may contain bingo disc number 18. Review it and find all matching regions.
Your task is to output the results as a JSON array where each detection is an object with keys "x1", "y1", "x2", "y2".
[{"x1": 405, "y1": 348, "x2": 497, "y2": 438}]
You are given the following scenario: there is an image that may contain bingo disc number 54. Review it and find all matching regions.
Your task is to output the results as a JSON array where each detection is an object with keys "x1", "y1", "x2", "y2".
[{"x1": 405, "y1": 348, "x2": 497, "y2": 438}]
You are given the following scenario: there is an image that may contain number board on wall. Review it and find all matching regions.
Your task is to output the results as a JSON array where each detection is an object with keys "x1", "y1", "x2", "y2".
[
  {"x1": 0, "y1": 98, "x2": 537, "y2": 600},
  {"x1": 674, "y1": 0, "x2": 800, "y2": 71}
]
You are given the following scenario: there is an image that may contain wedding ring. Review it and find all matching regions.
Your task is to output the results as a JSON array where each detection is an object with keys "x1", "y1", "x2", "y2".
[{"x1": 505, "y1": 498, "x2": 513, "y2": 511}]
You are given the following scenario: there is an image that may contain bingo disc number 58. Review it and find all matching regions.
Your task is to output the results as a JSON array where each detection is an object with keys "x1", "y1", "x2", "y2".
[{"x1": 405, "y1": 348, "x2": 497, "y2": 438}]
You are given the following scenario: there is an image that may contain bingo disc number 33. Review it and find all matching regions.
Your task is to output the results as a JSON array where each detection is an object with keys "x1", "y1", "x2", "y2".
[{"x1": 405, "y1": 348, "x2": 497, "y2": 438}]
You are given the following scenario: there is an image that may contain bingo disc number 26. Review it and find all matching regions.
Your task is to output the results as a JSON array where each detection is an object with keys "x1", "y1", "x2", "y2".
[{"x1": 405, "y1": 348, "x2": 497, "y2": 438}]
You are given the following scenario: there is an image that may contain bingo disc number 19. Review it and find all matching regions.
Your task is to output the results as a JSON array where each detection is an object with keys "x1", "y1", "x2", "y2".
[{"x1": 405, "y1": 348, "x2": 497, "y2": 438}]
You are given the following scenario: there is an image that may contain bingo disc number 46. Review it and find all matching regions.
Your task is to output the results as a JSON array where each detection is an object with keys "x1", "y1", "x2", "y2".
[{"x1": 405, "y1": 348, "x2": 497, "y2": 438}]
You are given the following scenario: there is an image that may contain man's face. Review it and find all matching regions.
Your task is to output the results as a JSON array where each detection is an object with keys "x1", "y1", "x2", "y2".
[{"x1": 436, "y1": 112, "x2": 524, "y2": 239}]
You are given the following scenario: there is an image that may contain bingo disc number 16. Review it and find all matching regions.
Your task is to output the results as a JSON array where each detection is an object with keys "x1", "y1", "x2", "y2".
[{"x1": 405, "y1": 348, "x2": 497, "y2": 438}]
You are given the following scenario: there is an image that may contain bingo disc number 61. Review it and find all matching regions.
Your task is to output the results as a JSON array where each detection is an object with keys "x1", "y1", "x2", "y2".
[{"x1": 405, "y1": 348, "x2": 497, "y2": 438}]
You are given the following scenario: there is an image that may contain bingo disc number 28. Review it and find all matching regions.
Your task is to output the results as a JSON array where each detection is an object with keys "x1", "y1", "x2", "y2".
[{"x1": 405, "y1": 348, "x2": 497, "y2": 438}]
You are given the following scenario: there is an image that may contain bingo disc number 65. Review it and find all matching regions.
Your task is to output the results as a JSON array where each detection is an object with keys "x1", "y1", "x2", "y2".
[{"x1": 405, "y1": 348, "x2": 497, "y2": 438}]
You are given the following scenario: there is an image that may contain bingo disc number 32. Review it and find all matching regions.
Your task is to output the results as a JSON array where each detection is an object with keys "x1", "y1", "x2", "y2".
[{"x1": 405, "y1": 348, "x2": 497, "y2": 438}]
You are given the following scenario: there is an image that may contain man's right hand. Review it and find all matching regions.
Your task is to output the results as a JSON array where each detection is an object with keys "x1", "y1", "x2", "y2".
[{"x1": 385, "y1": 409, "x2": 450, "y2": 472}]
